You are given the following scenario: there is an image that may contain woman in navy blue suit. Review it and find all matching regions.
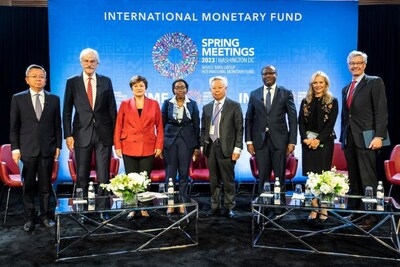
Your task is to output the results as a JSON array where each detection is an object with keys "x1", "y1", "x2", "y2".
[{"x1": 161, "y1": 79, "x2": 200, "y2": 214}]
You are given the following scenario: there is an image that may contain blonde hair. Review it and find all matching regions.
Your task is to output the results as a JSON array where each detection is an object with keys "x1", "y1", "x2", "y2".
[{"x1": 305, "y1": 71, "x2": 333, "y2": 105}]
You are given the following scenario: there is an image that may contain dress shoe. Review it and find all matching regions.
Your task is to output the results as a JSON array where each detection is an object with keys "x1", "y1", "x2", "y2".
[
  {"x1": 127, "y1": 211, "x2": 135, "y2": 221},
  {"x1": 206, "y1": 208, "x2": 221, "y2": 217},
  {"x1": 100, "y1": 213, "x2": 110, "y2": 222},
  {"x1": 179, "y1": 206, "x2": 185, "y2": 215},
  {"x1": 306, "y1": 216, "x2": 317, "y2": 224},
  {"x1": 358, "y1": 217, "x2": 377, "y2": 230},
  {"x1": 41, "y1": 218, "x2": 55, "y2": 228},
  {"x1": 166, "y1": 207, "x2": 175, "y2": 216},
  {"x1": 224, "y1": 210, "x2": 235, "y2": 219},
  {"x1": 140, "y1": 210, "x2": 150, "y2": 217},
  {"x1": 24, "y1": 220, "x2": 35, "y2": 232}
]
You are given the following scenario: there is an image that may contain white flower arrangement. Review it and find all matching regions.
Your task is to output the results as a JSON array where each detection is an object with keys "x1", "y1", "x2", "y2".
[
  {"x1": 306, "y1": 167, "x2": 350, "y2": 199},
  {"x1": 100, "y1": 172, "x2": 150, "y2": 202}
]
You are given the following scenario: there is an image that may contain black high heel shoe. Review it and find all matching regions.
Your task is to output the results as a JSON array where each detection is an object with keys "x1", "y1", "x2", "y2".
[
  {"x1": 127, "y1": 211, "x2": 135, "y2": 221},
  {"x1": 306, "y1": 211, "x2": 318, "y2": 224}
]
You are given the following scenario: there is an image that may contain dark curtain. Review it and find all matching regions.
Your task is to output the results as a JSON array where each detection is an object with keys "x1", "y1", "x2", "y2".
[
  {"x1": 0, "y1": 7, "x2": 49, "y2": 144},
  {"x1": 358, "y1": 5, "x2": 400, "y2": 147},
  {"x1": 358, "y1": 5, "x2": 400, "y2": 187}
]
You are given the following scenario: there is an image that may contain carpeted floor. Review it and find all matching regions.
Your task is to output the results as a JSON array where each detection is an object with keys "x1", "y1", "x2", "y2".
[{"x1": 1, "y1": 185, "x2": 399, "y2": 267}]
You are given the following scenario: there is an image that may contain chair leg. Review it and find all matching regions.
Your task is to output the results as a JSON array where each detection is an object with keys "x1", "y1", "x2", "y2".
[
  {"x1": 52, "y1": 184, "x2": 58, "y2": 202},
  {"x1": 72, "y1": 182, "x2": 76, "y2": 198},
  {"x1": 188, "y1": 178, "x2": 194, "y2": 197},
  {"x1": 251, "y1": 178, "x2": 257, "y2": 200},
  {"x1": 3, "y1": 187, "x2": 11, "y2": 223},
  {"x1": 388, "y1": 184, "x2": 394, "y2": 197}
]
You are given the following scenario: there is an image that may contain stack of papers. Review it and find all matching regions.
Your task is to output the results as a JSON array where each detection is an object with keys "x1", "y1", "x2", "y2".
[
  {"x1": 260, "y1": 192, "x2": 274, "y2": 198},
  {"x1": 292, "y1": 193, "x2": 305, "y2": 200},
  {"x1": 138, "y1": 192, "x2": 167, "y2": 202}
]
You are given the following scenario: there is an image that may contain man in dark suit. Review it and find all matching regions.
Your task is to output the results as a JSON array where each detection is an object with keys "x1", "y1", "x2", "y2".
[
  {"x1": 201, "y1": 76, "x2": 243, "y2": 219},
  {"x1": 63, "y1": 48, "x2": 117, "y2": 210},
  {"x1": 245, "y1": 65, "x2": 297, "y2": 194},
  {"x1": 10, "y1": 64, "x2": 62, "y2": 232},
  {"x1": 340, "y1": 50, "x2": 388, "y2": 228}
]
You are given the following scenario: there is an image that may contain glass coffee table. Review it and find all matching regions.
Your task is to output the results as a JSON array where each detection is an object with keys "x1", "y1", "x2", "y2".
[
  {"x1": 252, "y1": 193, "x2": 400, "y2": 261},
  {"x1": 55, "y1": 194, "x2": 198, "y2": 262}
]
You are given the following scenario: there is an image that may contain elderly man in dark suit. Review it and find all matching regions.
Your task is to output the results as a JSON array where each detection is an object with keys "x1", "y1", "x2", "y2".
[
  {"x1": 245, "y1": 65, "x2": 297, "y2": 194},
  {"x1": 10, "y1": 64, "x2": 62, "y2": 232},
  {"x1": 340, "y1": 50, "x2": 388, "y2": 228},
  {"x1": 63, "y1": 48, "x2": 117, "y2": 211},
  {"x1": 201, "y1": 76, "x2": 243, "y2": 219}
]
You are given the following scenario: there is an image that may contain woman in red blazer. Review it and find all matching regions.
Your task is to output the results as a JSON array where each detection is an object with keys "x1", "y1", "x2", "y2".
[{"x1": 114, "y1": 75, "x2": 164, "y2": 218}]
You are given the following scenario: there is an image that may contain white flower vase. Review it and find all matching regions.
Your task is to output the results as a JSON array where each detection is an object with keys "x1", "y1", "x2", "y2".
[
  {"x1": 319, "y1": 193, "x2": 335, "y2": 208},
  {"x1": 122, "y1": 192, "x2": 138, "y2": 208}
]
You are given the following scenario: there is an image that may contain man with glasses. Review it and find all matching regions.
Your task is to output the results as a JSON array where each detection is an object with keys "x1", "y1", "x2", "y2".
[
  {"x1": 63, "y1": 48, "x2": 117, "y2": 215},
  {"x1": 245, "y1": 65, "x2": 297, "y2": 196},
  {"x1": 10, "y1": 64, "x2": 62, "y2": 232},
  {"x1": 340, "y1": 50, "x2": 388, "y2": 229}
]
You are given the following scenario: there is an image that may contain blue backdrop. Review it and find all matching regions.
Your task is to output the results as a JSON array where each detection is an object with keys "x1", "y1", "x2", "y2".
[{"x1": 48, "y1": 0, "x2": 358, "y2": 183}]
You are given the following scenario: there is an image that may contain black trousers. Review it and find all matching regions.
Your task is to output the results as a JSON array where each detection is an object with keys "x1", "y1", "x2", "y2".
[
  {"x1": 164, "y1": 135, "x2": 193, "y2": 202},
  {"x1": 207, "y1": 140, "x2": 236, "y2": 210},
  {"x1": 21, "y1": 155, "x2": 53, "y2": 220},
  {"x1": 255, "y1": 133, "x2": 286, "y2": 194},
  {"x1": 344, "y1": 129, "x2": 378, "y2": 209},
  {"x1": 75, "y1": 128, "x2": 111, "y2": 209}
]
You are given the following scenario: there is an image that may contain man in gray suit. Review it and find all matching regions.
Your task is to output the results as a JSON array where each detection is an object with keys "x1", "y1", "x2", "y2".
[
  {"x1": 201, "y1": 76, "x2": 243, "y2": 219},
  {"x1": 63, "y1": 48, "x2": 117, "y2": 211},
  {"x1": 245, "y1": 65, "x2": 297, "y2": 193}
]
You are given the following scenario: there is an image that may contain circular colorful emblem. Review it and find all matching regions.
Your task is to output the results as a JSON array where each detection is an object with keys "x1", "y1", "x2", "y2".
[{"x1": 152, "y1": 32, "x2": 198, "y2": 79}]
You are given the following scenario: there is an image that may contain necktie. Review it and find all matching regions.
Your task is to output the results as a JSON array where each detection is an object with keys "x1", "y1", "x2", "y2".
[
  {"x1": 35, "y1": 93, "x2": 42, "y2": 120},
  {"x1": 346, "y1": 80, "x2": 357, "y2": 108},
  {"x1": 87, "y1": 77, "x2": 93, "y2": 109},
  {"x1": 265, "y1": 87, "x2": 271, "y2": 112},
  {"x1": 210, "y1": 102, "x2": 221, "y2": 142}
]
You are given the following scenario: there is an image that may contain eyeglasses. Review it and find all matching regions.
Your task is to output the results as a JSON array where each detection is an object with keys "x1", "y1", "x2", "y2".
[
  {"x1": 348, "y1": 61, "x2": 365, "y2": 66},
  {"x1": 174, "y1": 86, "x2": 187, "y2": 90},
  {"x1": 263, "y1": 72, "x2": 276, "y2": 75},
  {"x1": 27, "y1": 75, "x2": 46, "y2": 79},
  {"x1": 81, "y1": 59, "x2": 98, "y2": 64}
]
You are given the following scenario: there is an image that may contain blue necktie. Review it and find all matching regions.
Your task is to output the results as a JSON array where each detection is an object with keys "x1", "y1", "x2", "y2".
[{"x1": 265, "y1": 87, "x2": 271, "y2": 112}]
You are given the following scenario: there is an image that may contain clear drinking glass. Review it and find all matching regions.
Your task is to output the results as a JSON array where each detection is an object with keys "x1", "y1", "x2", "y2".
[
  {"x1": 159, "y1": 183, "x2": 166, "y2": 194},
  {"x1": 75, "y1": 188, "x2": 84, "y2": 211}
]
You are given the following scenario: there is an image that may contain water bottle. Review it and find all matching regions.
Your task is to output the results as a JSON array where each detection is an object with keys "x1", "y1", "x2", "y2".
[
  {"x1": 167, "y1": 178, "x2": 174, "y2": 205},
  {"x1": 274, "y1": 177, "x2": 281, "y2": 205},
  {"x1": 88, "y1": 181, "x2": 96, "y2": 211},
  {"x1": 376, "y1": 181, "x2": 385, "y2": 211},
  {"x1": 304, "y1": 185, "x2": 312, "y2": 207},
  {"x1": 364, "y1": 186, "x2": 373, "y2": 211},
  {"x1": 158, "y1": 183, "x2": 166, "y2": 194}
]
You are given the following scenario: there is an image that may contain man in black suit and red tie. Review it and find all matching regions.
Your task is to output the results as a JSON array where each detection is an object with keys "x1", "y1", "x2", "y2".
[
  {"x1": 63, "y1": 48, "x2": 117, "y2": 212},
  {"x1": 10, "y1": 64, "x2": 62, "y2": 232},
  {"x1": 201, "y1": 76, "x2": 243, "y2": 219},
  {"x1": 340, "y1": 50, "x2": 388, "y2": 228},
  {"x1": 245, "y1": 65, "x2": 297, "y2": 194}
]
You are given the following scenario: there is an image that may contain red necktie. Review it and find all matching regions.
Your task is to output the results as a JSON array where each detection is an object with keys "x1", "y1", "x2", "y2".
[
  {"x1": 87, "y1": 77, "x2": 93, "y2": 109},
  {"x1": 346, "y1": 80, "x2": 357, "y2": 108}
]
